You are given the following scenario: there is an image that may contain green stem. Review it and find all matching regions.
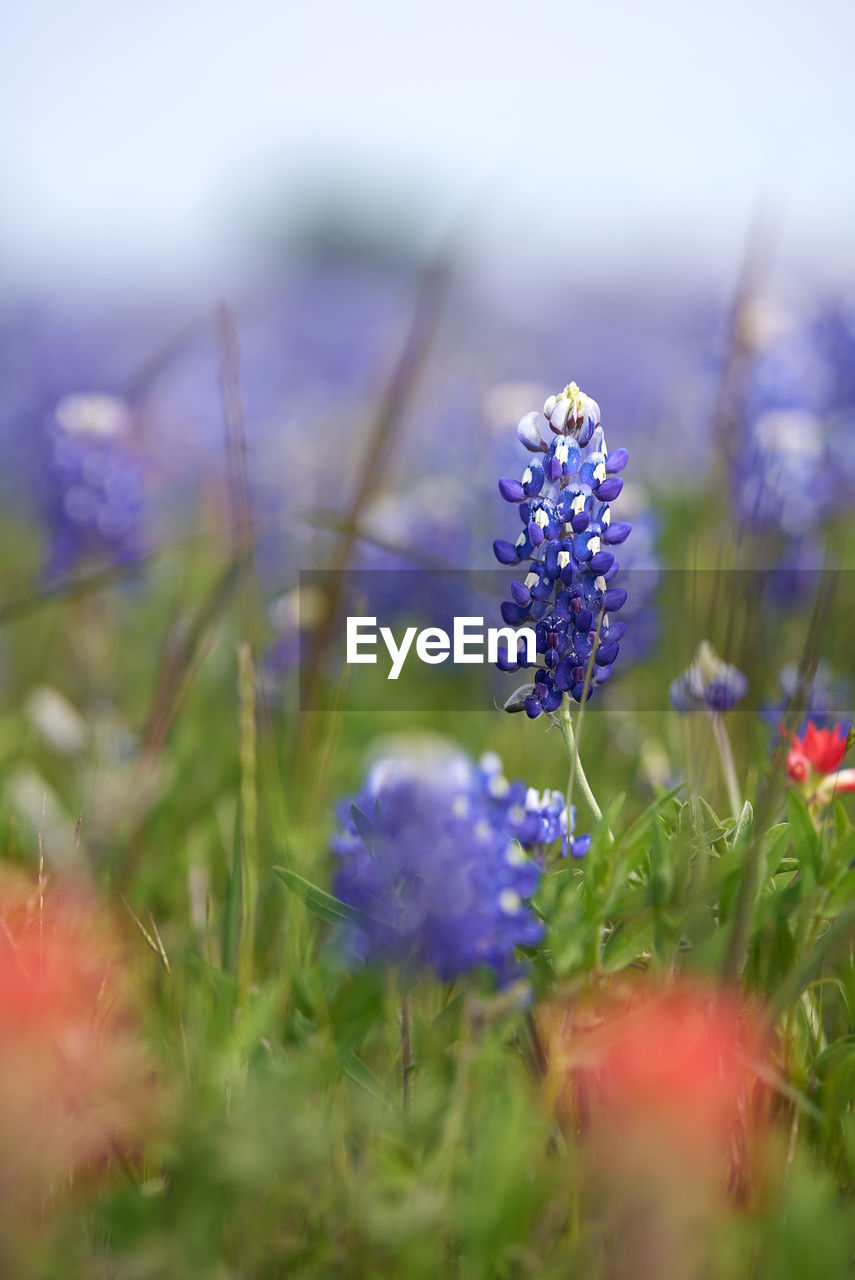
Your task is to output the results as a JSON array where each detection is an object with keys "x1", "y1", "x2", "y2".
[
  {"x1": 556, "y1": 705, "x2": 606, "y2": 832},
  {"x1": 236, "y1": 643, "x2": 258, "y2": 1000},
  {"x1": 711, "y1": 712, "x2": 742, "y2": 818},
  {"x1": 401, "y1": 991, "x2": 412, "y2": 1118}
]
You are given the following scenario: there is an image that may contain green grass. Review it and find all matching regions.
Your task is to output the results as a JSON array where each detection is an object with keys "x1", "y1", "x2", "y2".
[{"x1": 2, "y1": 489, "x2": 855, "y2": 1279}]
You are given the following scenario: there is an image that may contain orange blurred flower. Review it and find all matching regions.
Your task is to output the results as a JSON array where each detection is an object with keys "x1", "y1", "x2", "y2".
[
  {"x1": 538, "y1": 980, "x2": 774, "y2": 1279},
  {"x1": 0, "y1": 871, "x2": 157, "y2": 1212}
]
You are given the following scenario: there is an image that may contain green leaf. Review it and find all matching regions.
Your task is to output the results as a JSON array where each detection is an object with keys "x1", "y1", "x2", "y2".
[
  {"x1": 350, "y1": 803, "x2": 374, "y2": 851},
  {"x1": 184, "y1": 951, "x2": 238, "y2": 1000},
  {"x1": 616, "y1": 783, "x2": 684, "y2": 875},
  {"x1": 766, "y1": 897, "x2": 855, "y2": 1025},
  {"x1": 761, "y1": 824, "x2": 791, "y2": 881},
  {"x1": 834, "y1": 799, "x2": 851, "y2": 842},
  {"x1": 731, "y1": 800, "x2": 754, "y2": 846},
  {"x1": 600, "y1": 912, "x2": 653, "y2": 972},
  {"x1": 813, "y1": 1034, "x2": 855, "y2": 1076},
  {"x1": 829, "y1": 827, "x2": 855, "y2": 873},
  {"x1": 273, "y1": 866, "x2": 361, "y2": 925},
  {"x1": 221, "y1": 796, "x2": 242, "y2": 976},
  {"x1": 692, "y1": 794, "x2": 723, "y2": 834},
  {"x1": 787, "y1": 789, "x2": 821, "y2": 880},
  {"x1": 341, "y1": 1050, "x2": 394, "y2": 1106}
]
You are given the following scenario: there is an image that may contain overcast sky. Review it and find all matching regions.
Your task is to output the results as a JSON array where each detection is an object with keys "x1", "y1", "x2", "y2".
[{"x1": 1, "y1": 0, "x2": 854, "y2": 292}]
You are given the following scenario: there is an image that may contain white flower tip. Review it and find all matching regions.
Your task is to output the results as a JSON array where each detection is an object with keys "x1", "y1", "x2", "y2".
[{"x1": 498, "y1": 889, "x2": 522, "y2": 915}]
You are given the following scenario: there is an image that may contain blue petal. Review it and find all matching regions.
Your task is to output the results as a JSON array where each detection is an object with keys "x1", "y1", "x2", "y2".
[
  {"x1": 493, "y1": 539, "x2": 519, "y2": 565},
  {"x1": 594, "y1": 477, "x2": 623, "y2": 502},
  {"x1": 498, "y1": 477, "x2": 526, "y2": 503},
  {"x1": 602, "y1": 587, "x2": 628, "y2": 611},
  {"x1": 501, "y1": 600, "x2": 529, "y2": 625},
  {"x1": 602, "y1": 521, "x2": 632, "y2": 545},
  {"x1": 589, "y1": 550, "x2": 615, "y2": 575}
]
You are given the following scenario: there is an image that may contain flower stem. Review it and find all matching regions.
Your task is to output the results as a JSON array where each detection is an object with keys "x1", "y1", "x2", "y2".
[
  {"x1": 556, "y1": 703, "x2": 607, "y2": 835},
  {"x1": 401, "y1": 990, "x2": 412, "y2": 1118},
  {"x1": 711, "y1": 713, "x2": 742, "y2": 818}
]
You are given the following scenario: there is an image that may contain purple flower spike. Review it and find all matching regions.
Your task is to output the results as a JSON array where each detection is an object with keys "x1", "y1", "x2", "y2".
[{"x1": 492, "y1": 379, "x2": 633, "y2": 711}]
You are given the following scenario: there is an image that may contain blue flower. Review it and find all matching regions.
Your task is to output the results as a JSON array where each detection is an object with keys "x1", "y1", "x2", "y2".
[
  {"x1": 44, "y1": 393, "x2": 146, "y2": 579},
  {"x1": 331, "y1": 742, "x2": 587, "y2": 983},
  {"x1": 494, "y1": 383, "x2": 631, "y2": 716},
  {"x1": 763, "y1": 661, "x2": 852, "y2": 736},
  {"x1": 733, "y1": 303, "x2": 855, "y2": 542},
  {"x1": 477, "y1": 750, "x2": 588, "y2": 860},
  {"x1": 670, "y1": 641, "x2": 748, "y2": 714}
]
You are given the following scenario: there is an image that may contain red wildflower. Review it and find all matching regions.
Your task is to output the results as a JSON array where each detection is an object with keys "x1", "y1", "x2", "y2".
[
  {"x1": 784, "y1": 721, "x2": 848, "y2": 782},
  {"x1": 0, "y1": 872, "x2": 158, "y2": 1214},
  {"x1": 541, "y1": 981, "x2": 768, "y2": 1153},
  {"x1": 538, "y1": 982, "x2": 774, "y2": 1280}
]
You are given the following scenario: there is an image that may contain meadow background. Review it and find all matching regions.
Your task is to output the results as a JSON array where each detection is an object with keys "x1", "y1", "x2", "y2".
[{"x1": 1, "y1": 1, "x2": 855, "y2": 1275}]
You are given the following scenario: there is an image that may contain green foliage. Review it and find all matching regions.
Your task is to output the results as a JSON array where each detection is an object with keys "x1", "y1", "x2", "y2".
[{"x1": 2, "y1": 510, "x2": 855, "y2": 1279}]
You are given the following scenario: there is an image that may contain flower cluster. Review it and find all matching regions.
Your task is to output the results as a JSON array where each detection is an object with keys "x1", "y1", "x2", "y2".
[
  {"x1": 478, "y1": 750, "x2": 591, "y2": 861},
  {"x1": 734, "y1": 303, "x2": 855, "y2": 539},
  {"x1": 44, "y1": 392, "x2": 146, "y2": 579},
  {"x1": 493, "y1": 383, "x2": 630, "y2": 718},
  {"x1": 670, "y1": 641, "x2": 748, "y2": 714},
  {"x1": 331, "y1": 742, "x2": 588, "y2": 984}
]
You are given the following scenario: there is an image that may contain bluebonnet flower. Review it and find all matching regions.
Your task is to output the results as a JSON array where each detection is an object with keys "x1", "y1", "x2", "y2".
[
  {"x1": 476, "y1": 750, "x2": 591, "y2": 861},
  {"x1": 331, "y1": 742, "x2": 588, "y2": 983},
  {"x1": 670, "y1": 642, "x2": 748, "y2": 713},
  {"x1": 733, "y1": 301, "x2": 855, "y2": 541},
  {"x1": 493, "y1": 383, "x2": 631, "y2": 717},
  {"x1": 606, "y1": 499, "x2": 660, "y2": 666},
  {"x1": 44, "y1": 393, "x2": 146, "y2": 579},
  {"x1": 264, "y1": 584, "x2": 328, "y2": 690},
  {"x1": 763, "y1": 661, "x2": 852, "y2": 736}
]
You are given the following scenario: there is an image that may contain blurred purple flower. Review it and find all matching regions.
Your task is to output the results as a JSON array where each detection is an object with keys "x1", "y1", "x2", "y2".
[
  {"x1": 670, "y1": 641, "x2": 748, "y2": 714},
  {"x1": 331, "y1": 742, "x2": 583, "y2": 983}
]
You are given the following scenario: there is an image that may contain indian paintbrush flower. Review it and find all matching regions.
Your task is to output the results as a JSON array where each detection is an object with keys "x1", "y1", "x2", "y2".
[
  {"x1": 538, "y1": 981, "x2": 772, "y2": 1280},
  {"x1": 0, "y1": 872, "x2": 157, "y2": 1214},
  {"x1": 783, "y1": 720, "x2": 855, "y2": 804}
]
